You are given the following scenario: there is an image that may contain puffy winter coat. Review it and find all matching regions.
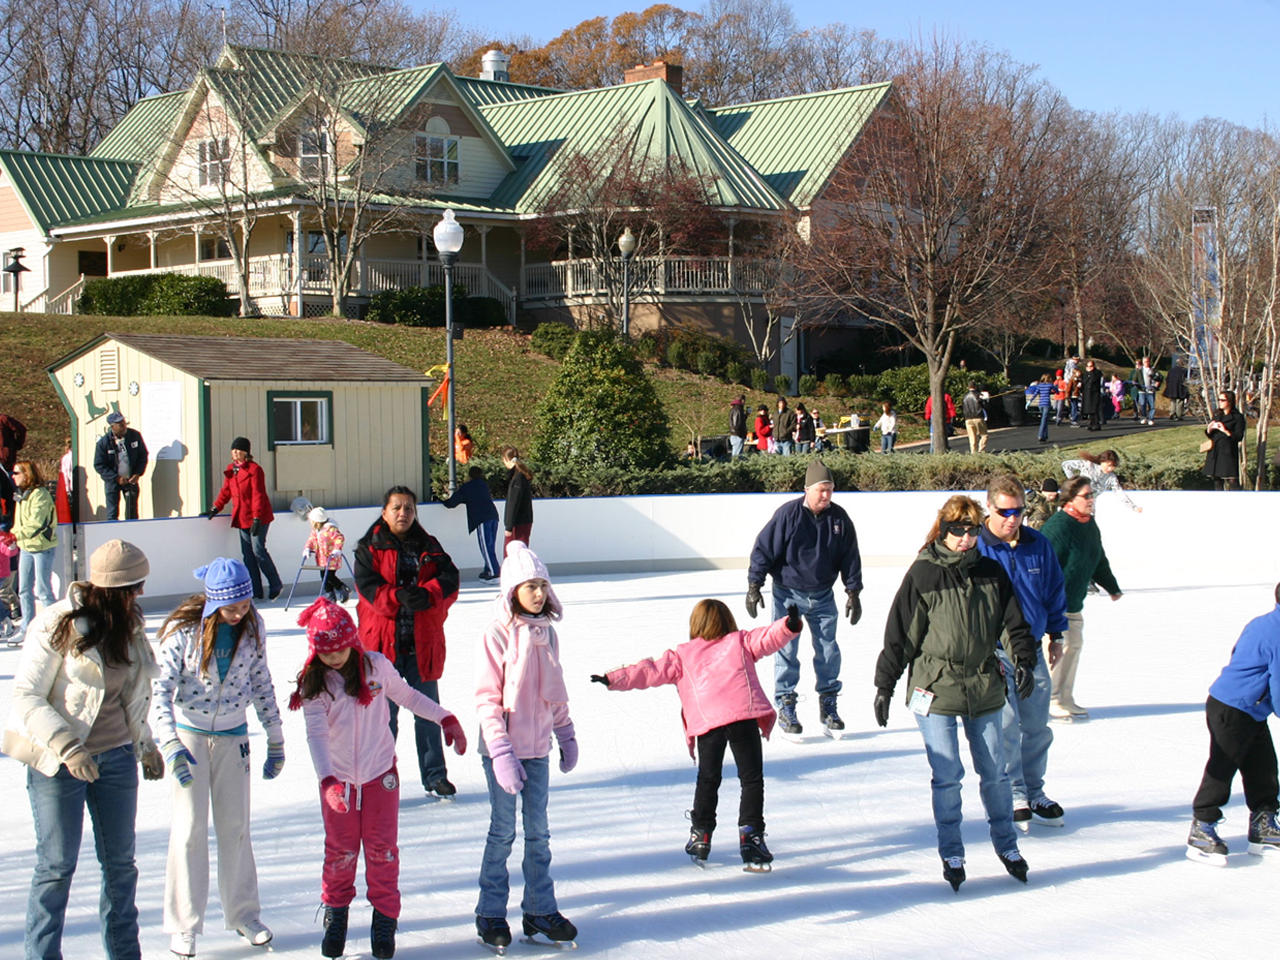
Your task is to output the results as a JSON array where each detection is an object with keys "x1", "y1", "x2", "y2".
[
  {"x1": 211, "y1": 458, "x2": 274, "y2": 529},
  {"x1": 306, "y1": 523, "x2": 346, "y2": 571},
  {"x1": 13, "y1": 485, "x2": 56, "y2": 553},
  {"x1": 1203, "y1": 408, "x2": 1247, "y2": 480},
  {"x1": 93, "y1": 428, "x2": 148, "y2": 484},
  {"x1": 476, "y1": 611, "x2": 571, "y2": 761},
  {"x1": 504, "y1": 468, "x2": 533, "y2": 530},
  {"x1": 605, "y1": 617, "x2": 800, "y2": 757}
]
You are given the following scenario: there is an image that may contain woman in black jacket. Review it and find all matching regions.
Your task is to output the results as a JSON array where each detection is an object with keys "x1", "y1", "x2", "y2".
[
  {"x1": 1203, "y1": 389, "x2": 1247, "y2": 490},
  {"x1": 501, "y1": 445, "x2": 534, "y2": 550},
  {"x1": 1080, "y1": 360, "x2": 1104, "y2": 431}
]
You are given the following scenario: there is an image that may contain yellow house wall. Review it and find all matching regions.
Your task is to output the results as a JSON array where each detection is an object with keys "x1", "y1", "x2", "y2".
[{"x1": 156, "y1": 88, "x2": 277, "y2": 204}]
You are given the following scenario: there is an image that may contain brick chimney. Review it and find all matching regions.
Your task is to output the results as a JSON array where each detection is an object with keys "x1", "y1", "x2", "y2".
[{"x1": 623, "y1": 60, "x2": 684, "y2": 96}]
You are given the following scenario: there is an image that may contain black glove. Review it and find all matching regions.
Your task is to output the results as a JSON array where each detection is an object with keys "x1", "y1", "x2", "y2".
[
  {"x1": 873, "y1": 689, "x2": 892, "y2": 728},
  {"x1": 785, "y1": 604, "x2": 802, "y2": 633},
  {"x1": 202, "y1": 510, "x2": 217, "y2": 520},
  {"x1": 1015, "y1": 660, "x2": 1035, "y2": 700},
  {"x1": 250, "y1": 518, "x2": 261, "y2": 537},
  {"x1": 590, "y1": 674, "x2": 611, "y2": 687},
  {"x1": 396, "y1": 587, "x2": 432, "y2": 612},
  {"x1": 745, "y1": 583, "x2": 764, "y2": 619},
  {"x1": 845, "y1": 589, "x2": 862, "y2": 626}
]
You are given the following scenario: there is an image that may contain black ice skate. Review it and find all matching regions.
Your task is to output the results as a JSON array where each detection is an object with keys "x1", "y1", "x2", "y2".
[
  {"x1": 739, "y1": 825, "x2": 774, "y2": 873},
  {"x1": 1248, "y1": 810, "x2": 1280, "y2": 857},
  {"x1": 999, "y1": 850, "x2": 1029, "y2": 883},
  {"x1": 942, "y1": 856, "x2": 966, "y2": 892},
  {"x1": 1186, "y1": 818, "x2": 1229, "y2": 866},
  {"x1": 1030, "y1": 798, "x2": 1065, "y2": 828},
  {"x1": 1013, "y1": 802, "x2": 1032, "y2": 834},
  {"x1": 521, "y1": 912, "x2": 578, "y2": 949},
  {"x1": 776, "y1": 694, "x2": 802, "y2": 739},
  {"x1": 427, "y1": 777, "x2": 458, "y2": 801},
  {"x1": 477, "y1": 916, "x2": 513, "y2": 956},
  {"x1": 818, "y1": 693, "x2": 845, "y2": 740},
  {"x1": 686, "y1": 828, "x2": 712, "y2": 866},
  {"x1": 320, "y1": 905, "x2": 348, "y2": 959},
  {"x1": 371, "y1": 908, "x2": 397, "y2": 959}
]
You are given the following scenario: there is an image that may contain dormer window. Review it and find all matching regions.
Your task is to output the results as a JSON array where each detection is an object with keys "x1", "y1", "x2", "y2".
[
  {"x1": 198, "y1": 138, "x2": 230, "y2": 186},
  {"x1": 416, "y1": 117, "x2": 459, "y2": 184},
  {"x1": 300, "y1": 119, "x2": 330, "y2": 179}
]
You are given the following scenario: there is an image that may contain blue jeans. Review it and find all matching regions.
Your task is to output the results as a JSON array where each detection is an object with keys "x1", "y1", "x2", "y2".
[
  {"x1": 880, "y1": 432, "x2": 896, "y2": 453},
  {"x1": 997, "y1": 646, "x2": 1053, "y2": 806},
  {"x1": 1138, "y1": 391, "x2": 1154, "y2": 420},
  {"x1": 477, "y1": 518, "x2": 500, "y2": 578},
  {"x1": 771, "y1": 584, "x2": 841, "y2": 699},
  {"x1": 237, "y1": 524, "x2": 281, "y2": 599},
  {"x1": 729, "y1": 436, "x2": 744, "y2": 458},
  {"x1": 914, "y1": 709, "x2": 1019, "y2": 860},
  {"x1": 19, "y1": 546, "x2": 57, "y2": 640},
  {"x1": 1069, "y1": 398, "x2": 1079, "y2": 422},
  {"x1": 776, "y1": 440, "x2": 793, "y2": 456},
  {"x1": 477, "y1": 755, "x2": 556, "y2": 919},
  {"x1": 388, "y1": 660, "x2": 447, "y2": 789},
  {"x1": 1037, "y1": 404, "x2": 1051, "y2": 441},
  {"x1": 26, "y1": 744, "x2": 140, "y2": 960}
]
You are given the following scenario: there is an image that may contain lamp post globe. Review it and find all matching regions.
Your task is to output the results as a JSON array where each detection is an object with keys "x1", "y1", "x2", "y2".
[
  {"x1": 433, "y1": 210, "x2": 465, "y2": 494},
  {"x1": 618, "y1": 228, "x2": 636, "y2": 336}
]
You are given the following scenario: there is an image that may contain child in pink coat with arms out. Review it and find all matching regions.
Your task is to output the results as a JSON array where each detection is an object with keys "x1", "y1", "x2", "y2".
[{"x1": 592, "y1": 599, "x2": 801, "y2": 872}]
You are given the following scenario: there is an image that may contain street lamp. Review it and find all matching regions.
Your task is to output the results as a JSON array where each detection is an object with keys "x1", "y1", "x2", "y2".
[
  {"x1": 433, "y1": 209, "x2": 465, "y2": 494},
  {"x1": 4, "y1": 248, "x2": 29, "y2": 313},
  {"x1": 618, "y1": 227, "x2": 636, "y2": 336}
]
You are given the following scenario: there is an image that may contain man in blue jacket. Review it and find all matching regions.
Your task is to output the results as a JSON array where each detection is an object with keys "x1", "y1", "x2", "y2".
[
  {"x1": 1186, "y1": 585, "x2": 1280, "y2": 864},
  {"x1": 977, "y1": 475, "x2": 1069, "y2": 832},
  {"x1": 93, "y1": 412, "x2": 148, "y2": 520},
  {"x1": 746, "y1": 459, "x2": 862, "y2": 738}
]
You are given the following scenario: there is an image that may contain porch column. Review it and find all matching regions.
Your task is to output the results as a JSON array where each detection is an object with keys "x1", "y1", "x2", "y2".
[
  {"x1": 478, "y1": 224, "x2": 490, "y2": 268},
  {"x1": 357, "y1": 214, "x2": 366, "y2": 297},
  {"x1": 727, "y1": 218, "x2": 737, "y2": 288},
  {"x1": 518, "y1": 229, "x2": 526, "y2": 297},
  {"x1": 148, "y1": 231, "x2": 157, "y2": 269},
  {"x1": 194, "y1": 227, "x2": 202, "y2": 269},
  {"x1": 104, "y1": 235, "x2": 116, "y2": 275},
  {"x1": 292, "y1": 209, "x2": 304, "y2": 316}
]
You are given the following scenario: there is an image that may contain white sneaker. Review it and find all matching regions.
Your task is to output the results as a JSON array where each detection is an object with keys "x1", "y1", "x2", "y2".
[
  {"x1": 236, "y1": 919, "x2": 273, "y2": 946},
  {"x1": 170, "y1": 932, "x2": 197, "y2": 958}
]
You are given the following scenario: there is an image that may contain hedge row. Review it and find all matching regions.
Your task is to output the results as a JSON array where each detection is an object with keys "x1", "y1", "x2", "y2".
[
  {"x1": 78, "y1": 274, "x2": 234, "y2": 316},
  {"x1": 366, "y1": 285, "x2": 507, "y2": 328}
]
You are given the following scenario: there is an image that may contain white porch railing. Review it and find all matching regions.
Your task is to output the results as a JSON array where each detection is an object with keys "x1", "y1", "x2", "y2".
[
  {"x1": 520, "y1": 256, "x2": 775, "y2": 301},
  {"x1": 20, "y1": 275, "x2": 86, "y2": 314}
]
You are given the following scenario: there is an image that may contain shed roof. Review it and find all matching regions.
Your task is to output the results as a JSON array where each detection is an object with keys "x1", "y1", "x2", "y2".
[
  {"x1": 50, "y1": 333, "x2": 429, "y2": 383},
  {"x1": 0, "y1": 150, "x2": 138, "y2": 233}
]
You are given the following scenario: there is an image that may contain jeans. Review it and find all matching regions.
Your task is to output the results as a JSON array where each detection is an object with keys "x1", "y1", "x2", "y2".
[
  {"x1": 796, "y1": 441, "x2": 812, "y2": 454},
  {"x1": 19, "y1": 546, "x2": 57, "y2": 640},
  {"x1": 1192, "y1": 696, "x2": 1279, "y2": 821},
  {"x1": 1053, "y1": 399, "x2": 1065, "y2": 423},
  {"x1": 729, "y1": 435, "x2": 744, "y2": 458},
  {"x1": 692, "y1": 718, "x2": 765, "y2": 834},
  {"x1": 104, "y1": 481, "x2": 139, "y2": 521},
  {"x1": 1138, "y1": 390, "x2": 1154, "y2": 420},
  {"x1": 26, "y1": 744, "x2": 140, "y2": 960},
  {"x1": 237, "y1": 524, "x2": 281, "y2": 599},
  {"x1": 1069, "y1": 397, "x2": 1080, "y2": 423},
  {"x1": 914, "y1": 710, "x2": 1019, "y2": 860},
  {"x1": 477, "y1": 755, "x2": 556, "y2": 919},
  {"x1": 776, "y1": 440, "x2": 793, "y2": 456},
  {"x1": 477, "y1": 518, "x2": 501, "y2": 578},
  {"x1": 770, "y1": 584, "x2": 841, "y2": 699},
  {"x1": 880, "y1": 432, "x2": 896, "y2": 453},
  {"x1": 388, "y1": 659, "x2": 447, "y2": 789},
  {"x1": 1037, "y1": 404, "x2": 1051, "y2": 442},
  {"x1": 997, "y1": 645, "x2": 1053, "y2": 806}
]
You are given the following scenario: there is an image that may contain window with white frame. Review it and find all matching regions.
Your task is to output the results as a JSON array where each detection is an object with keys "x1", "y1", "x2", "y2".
[
  {"x1": 198, "y1": 138, "x2": 231, "y2": 186},
  {"x1": 271, "y1": 395, "x2": 329, "y2": 445},
  {"x1": 299, "y1": 120, "x2": 330, "y2": 180},
  {"x1": 200, "y1": 236, "x2": 232, "y2": 260},
  {"x1": 416, "y1": 133, "x2": 459, "y2": 184}
]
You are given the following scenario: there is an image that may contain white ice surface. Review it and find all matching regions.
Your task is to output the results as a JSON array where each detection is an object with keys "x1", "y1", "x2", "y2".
[{"x1": 0, "y1": 566, "x2": 1275, "y2": 959}]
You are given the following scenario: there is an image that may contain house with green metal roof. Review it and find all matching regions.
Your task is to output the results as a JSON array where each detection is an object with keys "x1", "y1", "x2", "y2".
[{"x1": 0, "y1": 44, "x2": 893, "y2": 357}]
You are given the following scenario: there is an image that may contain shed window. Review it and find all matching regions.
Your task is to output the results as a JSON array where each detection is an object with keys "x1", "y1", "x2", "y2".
[{"x1": 272, "y1": 396, "x2": 328, "y2": 444}]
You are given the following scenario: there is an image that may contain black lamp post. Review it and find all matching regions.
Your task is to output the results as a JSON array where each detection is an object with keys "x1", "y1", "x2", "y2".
[
  {"x1": 618, "y1": 227, "x2": 636, "y2": 336},
  {"x1": 4, "y1": 248, "x2": 29, "y2": 312},
  {"x1": 433, "y1": 209, "x2": 465, "y2": 494}
]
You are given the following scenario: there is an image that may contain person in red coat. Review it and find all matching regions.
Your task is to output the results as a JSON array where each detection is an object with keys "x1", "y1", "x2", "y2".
[
  {"x1": 203, "y1": 437, "x2": 282, "y2": 601},
  {"x1": 354, "y1": 485, "x2": 461, "y2": 798}
]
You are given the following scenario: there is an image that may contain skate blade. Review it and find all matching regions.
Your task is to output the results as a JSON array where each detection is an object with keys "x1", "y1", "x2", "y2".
[
  {"x1": 822, "y1": 726, "x2": 845, "y2": 741},
  {"x1": 778, "y1": 729, "x2": 805, "y2": 743},
  {"x1": 477, "y1": 938, "x2": 508, "y2": 956},
  {"x1": 1247, "y1": 842, "x2": 1280, "y2": 857},
  {"x1": 520, "y1": 935, "x2": 577, "y2": 950},
  {"x1": 1032, "y1": 816, "x2": 1064, "y2": 828},
  {"x1": 1015, "y1": 820, "x2": 1030, "y2": 834},
  {"x1": 1185, "y1": 846, "x2": 1228, "y2": 866},
  {"x1": 742, "y1": 862, "x2": 773, "y2": 873},
  {"x1": 689, "y1": 855, "x2": 708, "y2": 868}
]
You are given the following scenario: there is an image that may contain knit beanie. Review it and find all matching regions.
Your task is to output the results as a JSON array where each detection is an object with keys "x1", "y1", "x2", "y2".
[
  {"x1": 89, "y1": 539, "x2": 150, "y2": 588},
  {"x1": 498, "y1": 540, "x2": 561, "y2": 621},
  {"x1": 194, "y1": 557, "x2": 253, "y2": 619},
  {"x1": 231, "y1": 436, "x2": 251, "y2": 453},
  {"x1": 1041, "y1": 478, "x2": 1060, "y2": 493},
  {"x1": 307, "y1": 506, "x2": 329, "y2": 524},
  {"x1": 289, "y1": 597, "x2": 370, "y2": 709},
  {"x1": 805, "y1": 459, "x2": 834, "y2": 488}
]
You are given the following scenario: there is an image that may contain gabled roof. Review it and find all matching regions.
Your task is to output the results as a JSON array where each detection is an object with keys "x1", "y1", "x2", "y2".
[
  {"x1": 453, "y1": 75, "x2": 564, "y2": 107},
  {"x1": 91, "y1": 92, "x2": 188, "y2": 164},
  {"x1": 478, "y1": 79, "x2": 790, "y2": 214},
  {"x1": 708, "y1": 82, "x2": 891, "y2": 208},
  {"x1": 0, "y1": 151, "x2": 138, "y2": 234}
]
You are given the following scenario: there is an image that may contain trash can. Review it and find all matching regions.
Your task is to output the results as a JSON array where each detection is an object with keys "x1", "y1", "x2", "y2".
[
  {"x1": 839, "y1": 426, "x2": 871, "y2": 453},
  {"x1": 1003, "y1": 387, "x2": 1028, "y2": 427}
]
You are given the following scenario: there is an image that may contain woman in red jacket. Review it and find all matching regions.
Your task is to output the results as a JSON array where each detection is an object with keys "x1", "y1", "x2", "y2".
[
  {"x1": 203, "y1": 438, "x2": 282, "y2": 601},
  {"x1": 753, "y1": 406, "x2": 773, "y2": 454}
]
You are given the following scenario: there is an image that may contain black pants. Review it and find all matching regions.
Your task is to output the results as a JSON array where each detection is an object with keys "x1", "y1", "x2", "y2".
[
  {"x1": 1087, "y1": 410, "x2": 1101, "y2": 431},
  {"x1": 105, "y1": 481, "x2": 139, "y2": 520},
  {"x1": 1212, "y1": 478, "x2": 1240, "y2": 492},
  {"x1": 692, "y1": 718, "x2": 764, "y2": 834},
  {"x1": 1192, "y1": 696, "x2": 1279, "y2": 821},
  {"x1": 320, "y1": 569, "x2": 347, "y2": 596}
]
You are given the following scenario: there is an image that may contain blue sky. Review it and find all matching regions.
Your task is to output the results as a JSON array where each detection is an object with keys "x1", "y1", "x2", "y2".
[{"x1": 439, "y1": 0, "x2": 1276, "y2": 128}]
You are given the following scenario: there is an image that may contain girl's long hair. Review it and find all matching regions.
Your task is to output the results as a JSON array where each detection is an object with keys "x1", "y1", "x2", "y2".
[
  {"x1": 923, "y1": 494, "x2": 984, "y2": 548},
  {"x1": 1077, "y1": 449, "x2": 1118, "y2": 467},
  {"x1": 291, "y1": 650, "x2": 371, "y2": 706},
  {"x1": 502, "y1": 445, "x2": 534, "y2": 480},
  {"x1": 158, "y1": 594, "x2": 261, "y2": 677},
  {"x1": 49, "y1": 584, "x2": 143, "y2": 665}
]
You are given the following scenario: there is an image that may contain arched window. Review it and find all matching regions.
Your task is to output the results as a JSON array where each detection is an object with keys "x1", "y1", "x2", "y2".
[{"x1": 416, "y1": 117, "x2": 459, "y2": 183}]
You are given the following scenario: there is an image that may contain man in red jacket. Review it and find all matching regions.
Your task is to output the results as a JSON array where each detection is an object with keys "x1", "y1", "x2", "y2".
[
  {"x1": 355, "y1": 486, "x2": 461, "y2": 798},
  {"x1": 203, "y1": 437, "x2": 282, "y2": 600}
]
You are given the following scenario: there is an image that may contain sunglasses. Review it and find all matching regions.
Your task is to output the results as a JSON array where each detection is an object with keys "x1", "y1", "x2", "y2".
[
  {"x1": 992, "y1": 507, "x2": 1023, "y2": 518},
  {"x1": 944, "y1": 523, "x2": 980, "y2": 538}
]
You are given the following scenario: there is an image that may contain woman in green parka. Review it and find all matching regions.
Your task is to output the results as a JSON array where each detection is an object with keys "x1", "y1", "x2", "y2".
[{"x1": 874, "y1": 494, "x2": 1037, "y2": 892}]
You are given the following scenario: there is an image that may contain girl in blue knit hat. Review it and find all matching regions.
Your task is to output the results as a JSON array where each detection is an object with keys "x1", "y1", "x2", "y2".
[{"x1": 154, "y1": 558, "x2": 284, "y2": 958}]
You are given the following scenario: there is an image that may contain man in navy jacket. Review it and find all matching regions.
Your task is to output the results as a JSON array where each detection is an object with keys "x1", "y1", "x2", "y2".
[{"x1": 93, "y1": 412, "x2": 148, "y2": 520}]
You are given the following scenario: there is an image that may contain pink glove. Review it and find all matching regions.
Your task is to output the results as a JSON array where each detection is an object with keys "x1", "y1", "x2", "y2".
[
  {"x1": 440, "y1": 714, "x2": 468, "y2": 755},
  {"x1": 321, "y1": 776, "x2": 349, "y2": 814},
  {"x1": 488, "y1": 741, "x2": 526, "y2": 794},
  {"x1": 554, "y1": 722, "x2": 578, "y2": 773}
]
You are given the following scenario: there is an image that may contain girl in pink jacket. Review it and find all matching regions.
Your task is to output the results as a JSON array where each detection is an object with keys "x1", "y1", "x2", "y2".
[
  {"x1": 474, "y1": 541, "x2": 578, "y2": 952},
  {"x1": 290, "y1": 598, "x2": 466, "y2": 960},
  {"x1": 593, "y1": 599, "x2": 801, "y2": 871}
]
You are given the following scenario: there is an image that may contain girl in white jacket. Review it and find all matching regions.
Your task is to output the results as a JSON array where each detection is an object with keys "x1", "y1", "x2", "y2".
[
  {"x1": 154, "y1": 558, "x2": 283, "y2": 957},
  {"x1": 290, "y1": 597, "x2": 466, "y2": 960}
]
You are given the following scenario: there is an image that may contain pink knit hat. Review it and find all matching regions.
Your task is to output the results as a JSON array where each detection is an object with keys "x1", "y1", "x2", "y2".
[
  {"x1": 289, "y1": 597, "x2": 370, "y2": 708},
  {"x1": 498, "y1": 540, "x2": 561, "y2": 621}
]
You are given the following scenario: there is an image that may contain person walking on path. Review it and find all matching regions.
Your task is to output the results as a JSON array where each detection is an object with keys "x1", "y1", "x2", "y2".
[
  {"x1": 1062, "y1": 451, "x2": 1143, "y2": 513},
  {"x1": 93, "y1": 413, "x2": 148, "y2": 521},
  {"x1": 1040, "y1": 476, "x2": 1122, "y2": 720},
  {"x1": 1025, "y1": 376, "x2": 1054, "y2": 443},
  {"x1": 442, "y1": 466, "x2": 501, "y2": 581},
  {"x1": 204, "y1": 438, "x2": 282, "y2": 601},
  {"x1": 1203, "y1": 389, "x2": 1247, "y2": 491},
  {"x1": 154, "y1": 558, "x2": 284, "y2": 957},
  {"x1": 728, "y1": 397, "x2": 747, "y2": 458},
  {"x1": 501, "y1": 446, "x2": 534, "y2": 550},
  {"x1": 977, "y1": 475, "x2": 1069, "y2": 832},
  {"x1": 746, "y1": 459, "x2": 862, "y2": 738},
  {"x1": 963, "y1": 383, "x2": 989, "y2": 453},
  {"x1": 1080, "y1": 361, "x2": 1104, "y2": 431},
  {"x1": 4, "y1": 539, "x2": 164, "y2": 960},
  {"x1": 873, "y1": 401, "x2": 897, "y2": 453},
  {"x1": 774, "y1": 398, "x2": 797, "y2": 456},
  {"x1": 1133, "y1": 357, "x2": 1161, "y2": 424},
  {"x1": 874, "y1": 495, "x2": 1037, "y2": 892},
  {"x1": 13, "y1": 459, "x2": 58, "y2": 644},
  {"x1": 354, "y1": 486, "x2": 461, "y2": 799},
  {"x1": 1185, "y1": 583, "x2": 1280, "y2": 864},
  {"x1": 1164, "y1": 358, "x2": 1190, "y2": 420}
]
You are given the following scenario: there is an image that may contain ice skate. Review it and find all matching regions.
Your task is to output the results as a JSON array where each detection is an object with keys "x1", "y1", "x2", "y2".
[
  {"x1": 942, "y1": 856, "x2": 965, "y2": 892},
  {"x1": 739, "y1": 825, "x2": 773, "y2": 873},
  {"x1": 477, "y1": 916, "x2": 512, "y2": 955},
  {"x1": 1186, "y1": 818, "x2": 1228, "y2": 865},
  {"x1": 1030, "y1": 798, "x2": 1065, "y2": 828},
  {"x1": 776, "y1": 694, "x2": 802, "y2": 740},
  {"x1": 818, "y1": 693, "x2": 845, "y2": 740},
  {"x1": 320, "y1": 905, "x2": 348, "y2": 959},
  {"x1": 169, "y1": 932, "x2": 196, "y2": 958},
  {"x1": 1247, "y1": 810, "x2": 1280, "y2": 857},
  {"x1": 1013, "y1": 801, "x2": 1031, "y2": 834},
  {"x1": 235, "y1": 919, "x2": 273, "y2": 946},
  {"x1": 426, "y1": 777, "x2": 458, "y2": 802},
  {"x1": 685, "y1": 828, "x2": 711, "y2": 867},
  {"x1": 521, "y1": 912, "x2": 578, "y2": 949},
  {"x1": 371, "y1": 908, "x2": 397, "y2": 959},
  {"x1": 999, "y1": 850, "x2": 1029, "y2": 883}
]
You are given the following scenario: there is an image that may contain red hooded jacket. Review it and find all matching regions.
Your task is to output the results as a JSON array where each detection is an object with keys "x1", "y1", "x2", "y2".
[{"x1": 211, "y1": 458, "x2": 275, "y2": 529}]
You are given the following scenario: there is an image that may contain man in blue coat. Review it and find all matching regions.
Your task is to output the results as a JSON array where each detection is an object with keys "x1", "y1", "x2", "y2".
[
  {"x1": 93, "y1": 412, "x2": 148, "y2": 520},
  {"x1": 746, "y1": 459, "x2": 862, "y2": 738},
  {"x1": 977, "y1": 475, "x2": 1069, "y2": 832},
  {"x1": 1186, "y1": 585, "x2": 1280, "y2": 864}
]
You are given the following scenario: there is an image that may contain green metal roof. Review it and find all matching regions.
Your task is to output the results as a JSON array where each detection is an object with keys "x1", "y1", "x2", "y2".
[
  {"x1": 454, "y1": 76, "x2": 564, "y2": 107},
  {"x1": 0, "y1": 150, "x2": 138, "y2": 233},
  {"x1": 478, "y1": 79, "x2": 790, "y2": 215},
  {"x1": 91, "y1": 91, "x2": 187, "y2": 164},
  {"x1": 708, "y1": 82, "x2": 891, "y2": 207}
]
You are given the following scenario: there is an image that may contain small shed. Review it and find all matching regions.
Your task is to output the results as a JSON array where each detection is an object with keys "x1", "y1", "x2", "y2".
[{"x1": 48, "y1": 333, "x2": 433, "y2": 520}]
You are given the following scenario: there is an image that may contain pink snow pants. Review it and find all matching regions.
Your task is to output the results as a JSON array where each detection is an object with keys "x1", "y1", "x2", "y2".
[{"x1": 320, "y1": 767, "x2": 401, "y2": 917}]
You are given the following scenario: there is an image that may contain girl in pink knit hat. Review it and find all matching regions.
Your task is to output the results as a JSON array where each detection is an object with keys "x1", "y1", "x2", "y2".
[{"x1": 290, "y1": 597, "x2": 466, "y2": 960}]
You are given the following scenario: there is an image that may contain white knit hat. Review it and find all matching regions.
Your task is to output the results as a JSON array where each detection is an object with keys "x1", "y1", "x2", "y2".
[
  {"x1": 498, "y1": 541, "x2": 561, "y2": 620},
  {"x1": 89, "y1": 540, "x2": 150, "y2": 588},
  {"x1": 307, "y1": 506, "x2": 329, "y2": 524}
]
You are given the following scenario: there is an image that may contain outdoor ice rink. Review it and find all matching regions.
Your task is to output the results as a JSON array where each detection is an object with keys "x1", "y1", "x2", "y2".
[{"x1": 0, "y1": 562, "x2": 1273, "y2": 959}]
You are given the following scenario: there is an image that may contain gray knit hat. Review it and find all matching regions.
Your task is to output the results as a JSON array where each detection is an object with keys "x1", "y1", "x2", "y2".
[
  {"x1": 805, "y1": 459, "x2": 834, "y2": 488},
  {"x1": 89, "y1": 539, "x2": 150, "y2": 588}
]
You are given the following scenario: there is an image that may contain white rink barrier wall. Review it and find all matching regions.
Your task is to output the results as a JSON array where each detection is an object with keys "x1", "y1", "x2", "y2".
[{"x1": 74, "y1": 489, "x2": 1278, "y2": 606}]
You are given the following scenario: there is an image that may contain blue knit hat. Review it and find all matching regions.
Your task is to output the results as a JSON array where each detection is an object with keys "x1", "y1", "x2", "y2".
[{"x1": 195, "y1": 557, "x2": 254, "y2": 618}]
